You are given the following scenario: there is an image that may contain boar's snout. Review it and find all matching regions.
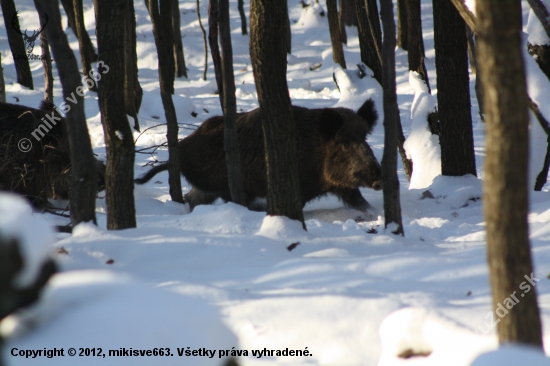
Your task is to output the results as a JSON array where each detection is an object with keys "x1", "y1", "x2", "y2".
[{"x1": 371, "y1": 180, "x2": 383, "y2": 191}]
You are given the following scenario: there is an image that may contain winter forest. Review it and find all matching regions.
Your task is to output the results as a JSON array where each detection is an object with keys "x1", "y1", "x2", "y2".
[{"x1": 1, "y1": 0, "x2": 550, "y2": 364}]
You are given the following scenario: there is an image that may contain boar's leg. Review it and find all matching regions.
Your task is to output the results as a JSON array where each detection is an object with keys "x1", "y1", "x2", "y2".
[
  {"x1": 183, "y1": 187, "x2": 220, "y2": 211},
  {"x1": 331, "y1": 187, "x2": 371, "y2": 211}
]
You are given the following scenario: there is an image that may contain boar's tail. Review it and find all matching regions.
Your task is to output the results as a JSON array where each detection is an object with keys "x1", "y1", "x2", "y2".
[
  {"x1": 357, "y1": 98, "x2": 378, "y2": 135},
  {"x1": 135, "y1": 163, "x2": 169, "y2": 184}
]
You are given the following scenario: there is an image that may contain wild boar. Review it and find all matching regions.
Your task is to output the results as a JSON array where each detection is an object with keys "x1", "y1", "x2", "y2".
[
  {"x1": 0, "y1": 101, "x2": 105, "y2": 207},
  {"x1": 136, "y1": 99, "x2": 382, "y2": 212}
]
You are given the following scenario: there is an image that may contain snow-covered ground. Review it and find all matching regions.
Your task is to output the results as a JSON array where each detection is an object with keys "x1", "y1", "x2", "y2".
[{"x1": 1, "y1": 1, "x2": 550, "y2": 365}]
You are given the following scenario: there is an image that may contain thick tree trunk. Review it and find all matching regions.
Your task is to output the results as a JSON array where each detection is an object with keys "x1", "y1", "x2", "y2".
[
  {"x1": 172, "y1": 0, "x2": 188, "y2": 78},
  {"x1": 477, "y1": 0, "x2": 543, "y2": 348},
  {"x1": 250, "y1": 0, "x2": 306, "y2": 229},
  {"x1": 355, "y1": 0, "x2": 381, "y2": 83},
  {"x1": 148, "y1": 0, "x2": 185, "y2": 204},
  {"x1": 327, "y1": 0, "x2": 347, "y2": 68},
  {"x1": 397, "y1": 0, "x2": 408, "y2": 50},
  {"x1": 238, "y1": 0, "x2": 248, "y2": 35},
  {"x1": 39, "y1": 20, "x2": 53, "y2": 103},
  {"x1": 208, "y1": 0, "x2": 224, "y2": 105},
  {"x1": 0, "y1": 54, "x2": 5, "y2": 103},
  {"x1": 380, "y1": 0, "x2": 404, "y2": 236},
  {"x1": 219, "y1": 0, "x2": 246, "y2": 206},
  {"x1": 340, "y1": 0, "x2": 357, "y2": 26},
  {"x1": 339, "y1": 0, "x2": 348, "y2": 45},
  {"x1": 123, "y1": 1, "x2": 141, "y2": 131},
  {"x1": 73, "y1": 0, "x2": 98, "y2": 93},
  {"x1": 2, "y1": 0, "x2": 34, "y2": 89},
  {"x1": 285, "y1": 5, "x2": 292, "y2": 54},
  {"x1": 406, "y1": 0, "x2": 430, "y2": 93},
  {"x1": 433, "y1": 0, "x2": 476, "y2": 177},
  {"x1": 95, "y1": 0, "x2": 137, "y2": 230},
  {"x1": 33, "y1": 0, "x2": 97, "y2": 226}
]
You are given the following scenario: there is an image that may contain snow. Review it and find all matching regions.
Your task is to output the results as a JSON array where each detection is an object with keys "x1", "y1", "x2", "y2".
[
  {"x1": 526, "y1": 1, "x2": 550, "y2": 46},
  {"x1": 1, "y1": 1, "x2": 550, "y2": 366}
]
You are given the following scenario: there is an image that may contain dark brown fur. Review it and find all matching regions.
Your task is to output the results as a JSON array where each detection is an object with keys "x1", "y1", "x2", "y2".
[
  {"x1": 0, "y1": 101, "x2": 105, "y2": 207},
  {"x1": 136, "y1": 99, "x2": 382, "y2": 211}
]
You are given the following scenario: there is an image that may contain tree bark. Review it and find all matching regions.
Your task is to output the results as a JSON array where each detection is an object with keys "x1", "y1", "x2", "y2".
[
  {"x1": 406, "y1": 0, "x2": 430, "y2": 93},
  {"x1": 208, "y1": 0, "x2": 224, "y2": 105},
  {"x1": 1, "y1": 0, "x2": 34, "y2": 89},
  {"x1": 238, "y1": 0, "x2": 248, "y2": 35},
  {"x1": 380, "y1": 0, "x2": 404, "y2": 236},
  {"x1": 250, "y1": 0, "x2": 306, "y2": 229},
  {"x1": 477, "y1": 0, "x2": 543, "y2": 348},
  {"x1": 327, "y1": 0, "x2": 347, "y2": 68},
  {"x1": 364, "y1": 0, "x2": 383, "y2": 67},
  {"x1": 397, "y1": 0, "x2": 408, "y2": 50},
  {"x1": 197, "y1": 0, "x2": 209, "y2": 80},
  {"x1": 355, "y1": 0, "x2": 381, "y2": 83},
  {"x1": 73, "y1": 0, "x2": 98, "y2": 93},
  {"x1": 33, "y1": 0, "x2": 97, "y2": 226},
  {"x1": 433, "y1": 0, "x2": 477, "y2": 177},
  {"x1": 285, "y1": 5, "x2": 292, "y2": 54},
  {"x1": 0, "y1": 54, "x2": 5, "y2": 103},
  {"x1": 219, "y1": 0, "x2": 246, "y2": 206},
  {"x1": 95, "y1": 0, "x2": 137, "y2": 230},
  {"x1": 148, "y1": 0, "x2": 185, "y2": 204},
  {"x1": 61, "y1": 0, "x2": 98, "y2": 63},
  {"x1": 123, "y1": 0, "x2": 142, "y2": 131},
  {"x1": 39, "y1": 18, "x2": 53, "y2": 103},
  {"x1": 339, "y1": 0, "x2": 348, "y2": 45},
  {"x1": 172, "y1": 0, "x2": 188, "y2": 78},
  {"x1": 340, "y1": 0, "x2": 357, "y2": 26}
]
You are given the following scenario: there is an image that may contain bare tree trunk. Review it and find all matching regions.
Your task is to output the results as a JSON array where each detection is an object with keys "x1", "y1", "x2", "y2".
[
  {"x1": 250, "y1": 0, "x2": 306, "y2": 229},
  {"x1": 172, "y1": 0, "x2": 188, "y2": 78},
  {"x1": 39, "y1": 19, "x2": 53, "y2": 103},
  {"x1": 219, "y1": 0, "x2": 246, "y2": 205},
  {"x1": 0, "y1": 54, "x2": 5, "y2": 103},
  {"x1": 433, "y1": 0, "x2": 477, "y2": 177},
  {"x1": 238, "y1": 0, "x2": 248, "y2": 35},
  {"x1": 285, "y1": 5, "x2": 292, "y2": 54},
  {"x1": 197, "y1": 0, "x2": 209, "y2": 80},
  {"x1": 61, "y1": 0, "x2": 98, "y2": 63},
  {"x1": 397, "y1": 0, "x2": 408, "y2": 50},
  {"x1": 355, "y1": 0, "x2": 381, "y2": 82},
  {"x1": 33, "y1": 0, "x2": 98, "y2": 226},
  {"x1": 95, "y1": 0, "x2": 137, "y2": 230},
  {"x1": 73, "y1": 0, "x2": 98, "y2": 93},
  {"x1": 327, "y1": 0, "x2": 347, "y2": 68},
  {"x1": 466, "y1": 26, "x2": 484, "y2": 121},
  {"x1": 339, "y1": 0, "x2": 348, "y2": 45},
  {"x1": 148, "y1": 0, "x2": 185, "y2": 204},
  {"x1": 477, "y1": 0, "x2": 543, "y2": 348},
  {"x1": 406, "y1": 0, "x2": 430, "y2": 93},
  {"x1": 1, "y1": 0, "x2": 34, "y2": 89},
  {"x1": 209, "y1": 0, "x2": 224, "y2": 105},
  {"x1": 123, "y1": 1, "x2": 141, "y2": 131},
  {"x1": 380, "y1": 0, "x2": 404, "y2": 236}
]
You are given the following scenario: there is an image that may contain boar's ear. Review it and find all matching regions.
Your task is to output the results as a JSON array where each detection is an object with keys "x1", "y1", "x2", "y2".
[
  {"x1": 318, "y1": 109, "x2": 344, "y2": 139},
  {"x1": 356, "y1": 99, "x2": 378, "y2": 135}
]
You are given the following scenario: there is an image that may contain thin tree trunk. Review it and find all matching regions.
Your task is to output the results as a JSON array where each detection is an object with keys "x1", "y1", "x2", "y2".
[
  {"x1": 209, "y1": 0, "x2": 224, "y2": 105},
  {"x1": 466, "y1": 26, "x2": 484, "y2": 121},
  {"x1": 39, "y1": 19, "x2": 53, "y2": 103},
  {"x1": 172, "y1": 0, "x2": 188, "y2": 78},
  {"x1": 339, "y1": 0, "x2": 348, "y2": 45},
  {"x1": 219, "y1": 0, "x2": 246, "y2": 206},
  {"x1": 327, "y1": 0, "x2": 347, "y2": 68},
  {"x1": 238, "y1": 0, "x2": 248, "y2": 35},
  {"x1": 95, "y1": 0, "x2": 137, "y2": 230},
  {"x1": 1, "y1": 0, "x2": 34, "y2": 89},
  {"x1": 33, "y1": 0, "x2": 97, "y2": 226},
  {"x1": 397, "y1": 0, "x2": 408, "y2": 50},
  {"x1": 433, "y1": 0, "x2": 477, "y2": 177},
  {"x1": 535, "y1": 136, "x2": 550, "y2": 191},
  {"x1": 477, "y1": 0, "x2": 543, "y2": 347},
  {"x1": 364, "y1": 0, "x2": 383, "y2": 66},
  {"x1": 380, "y1": 0, "x2": 404, "y2": 236},
  {"x1": 250, "y1": 0, "x2": 306, "y2": 229},
  {"x1": 355, "y1": 0, "x2": 381, "y2": 83},
  {"x1": 148, "y1": 0, "x2": 185, "y2": 204},
  {"x1": 197, "y1": 0, "x2": 209, "y2": 80},
  {"x1": 406, "y1": 0, "x2": 430, "y2": 93},
  {"x1": 73, "y1": 0, "x2": 98, "y2": 93},
  {"x1": 61, "y1": 0, "x2": 98, "y2": 63},
  {"x1": 123, "y1": 1, "x2": 140, "y2": 131},
  {"x1": 0, "y1": 54, "x2": 5, "y2": 103}
]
